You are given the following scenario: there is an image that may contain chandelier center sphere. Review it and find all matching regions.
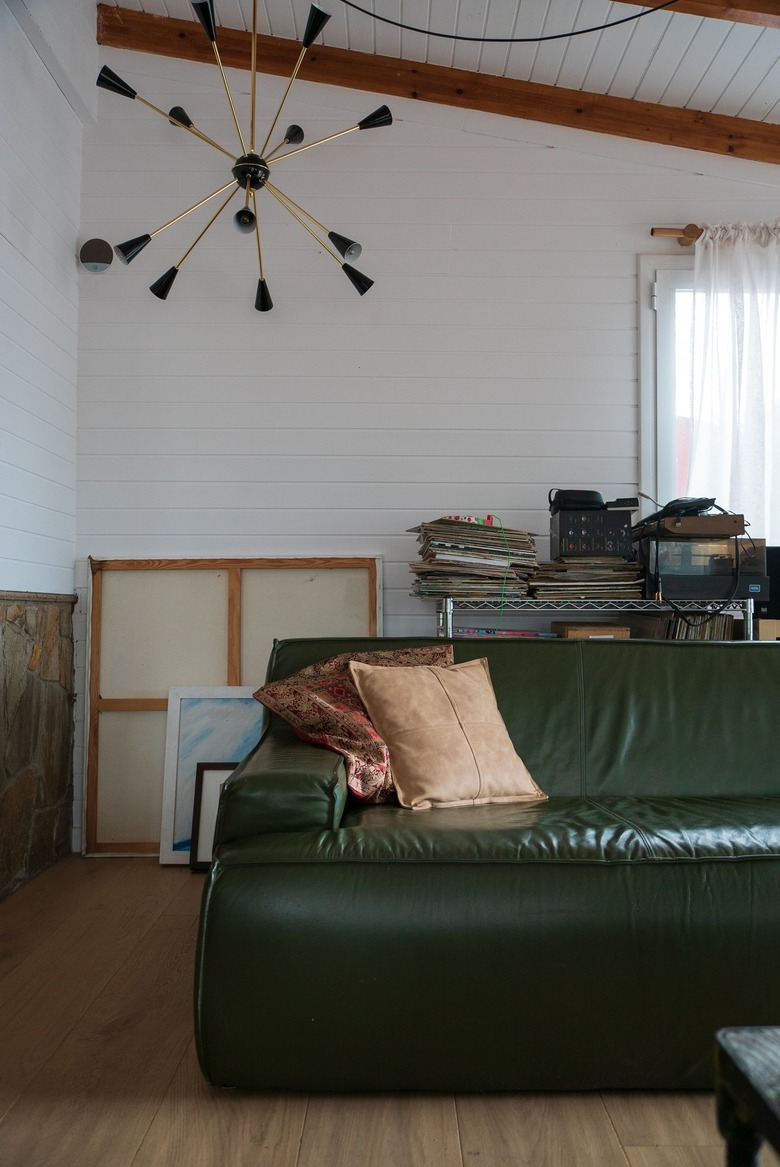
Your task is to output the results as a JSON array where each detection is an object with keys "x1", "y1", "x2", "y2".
[{"x1": 232, "y1": 153, "x2": 270, "y2": 190}]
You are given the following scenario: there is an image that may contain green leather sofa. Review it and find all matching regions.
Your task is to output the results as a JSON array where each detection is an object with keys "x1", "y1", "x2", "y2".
[{"x1": 194, "y1": 636, "x2": 780, "y2": 1091}]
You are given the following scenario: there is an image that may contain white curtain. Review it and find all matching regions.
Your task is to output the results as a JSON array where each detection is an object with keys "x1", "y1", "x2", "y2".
[{"x1": 686, "y1": 222, "x2": 780, "y2": 542}]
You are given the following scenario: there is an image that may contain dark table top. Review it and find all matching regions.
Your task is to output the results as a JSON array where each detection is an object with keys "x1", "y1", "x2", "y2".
[{"x1": 716, "y1": 1027, "x2": 780, "y2": 1155}]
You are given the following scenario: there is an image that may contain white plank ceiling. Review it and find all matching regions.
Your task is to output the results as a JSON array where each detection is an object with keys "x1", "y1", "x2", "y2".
[{"x1": 96, "y1": 1, "x2": 780, "y2": 126}]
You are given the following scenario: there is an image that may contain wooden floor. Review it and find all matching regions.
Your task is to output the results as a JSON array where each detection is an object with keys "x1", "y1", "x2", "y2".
[{"x1": 1, "y1": 857, "x2": 778, "y2": 1167}]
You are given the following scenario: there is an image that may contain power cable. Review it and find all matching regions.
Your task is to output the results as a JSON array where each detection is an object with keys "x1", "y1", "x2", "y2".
[{"x1": 336, "y1": 1, "x2": 682, "y2": 45}]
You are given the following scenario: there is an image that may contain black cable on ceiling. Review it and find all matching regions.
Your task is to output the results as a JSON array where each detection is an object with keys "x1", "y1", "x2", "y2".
[{"x1": 335, "y1": 1, "x2": 683, "y2": 44}]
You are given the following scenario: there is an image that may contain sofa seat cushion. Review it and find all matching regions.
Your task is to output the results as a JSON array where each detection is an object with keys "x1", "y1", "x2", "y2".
[{"x1": 214, "y1": 795, "x2": 780, "y2": 868}]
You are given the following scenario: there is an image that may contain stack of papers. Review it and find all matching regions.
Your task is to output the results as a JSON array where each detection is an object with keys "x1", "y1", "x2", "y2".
[
  {"x1": 408, "y1": 517, "x2": 538, "y2": 600},
  {"x1": 529, "y1": 558, "x2": 644, "y2": 601}
]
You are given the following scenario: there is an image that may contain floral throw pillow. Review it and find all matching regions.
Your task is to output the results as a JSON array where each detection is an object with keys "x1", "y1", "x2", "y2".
[{"x1": 253, "y1": 645, "x2": 454, "y2": 802}]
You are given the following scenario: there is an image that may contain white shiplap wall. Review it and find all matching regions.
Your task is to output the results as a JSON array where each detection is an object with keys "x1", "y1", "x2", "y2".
[
  {"x1": 75, "y1": 46, "x2": 780, "y2": 850},
  {"x1": 0, "y1": 3, "x2": 85, "y2": 596},
  {"x1": 78, "y1": 48, "x2": 780, "y2": 633}
]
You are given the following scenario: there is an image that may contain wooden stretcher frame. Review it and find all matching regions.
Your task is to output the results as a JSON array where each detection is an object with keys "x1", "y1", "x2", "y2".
[{"x1": 85, "y1": 556, "x2": 381, "y2": 855}]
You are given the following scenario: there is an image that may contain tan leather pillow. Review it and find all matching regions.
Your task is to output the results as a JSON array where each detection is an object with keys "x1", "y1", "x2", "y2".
[{"x1": 349, "y1": 657, "x2": 547, "y2": 810}]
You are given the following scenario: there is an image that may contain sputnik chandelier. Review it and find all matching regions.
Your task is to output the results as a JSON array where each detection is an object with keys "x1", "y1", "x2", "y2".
[{"x1": 96, "y1": 1, "x2": 392, "y2": 311}]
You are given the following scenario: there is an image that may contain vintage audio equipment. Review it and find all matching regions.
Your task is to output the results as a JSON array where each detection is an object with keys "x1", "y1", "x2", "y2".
[
  {"x1": 549, "y1": 489, "x2": 636, "y2": 558},
  {"x1": 637, "y1": 537, "x2": 769, "y2": 601}
]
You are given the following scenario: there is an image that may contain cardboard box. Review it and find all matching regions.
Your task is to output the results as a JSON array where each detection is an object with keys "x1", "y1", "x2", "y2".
[
  {"x1": 755, "y1": 619, "x2": 780, "y2": 642},
  {"x1": 552, "y1": 623, "x2": 631, "y2": 640}
]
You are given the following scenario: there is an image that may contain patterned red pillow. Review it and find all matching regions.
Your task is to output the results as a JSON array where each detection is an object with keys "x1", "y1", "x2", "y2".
[{"x1": 253, "y1": 645, "x2": 454, "y2": 802}]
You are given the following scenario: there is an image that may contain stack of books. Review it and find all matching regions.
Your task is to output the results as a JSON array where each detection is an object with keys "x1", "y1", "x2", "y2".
[
  {"x1": 408, "y1": 516, "x2": 538, "y2": 601},
  {"x1": 529, "y1": 557, "x2": 644, "y2": 601}
]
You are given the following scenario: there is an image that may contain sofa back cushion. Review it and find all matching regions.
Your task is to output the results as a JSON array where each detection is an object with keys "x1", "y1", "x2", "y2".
[
  {"x1": 578, "y1": 640, "x2": 780, "y2": 797},
  {"x1": 266, "y1": 637, "x2": 780, "y2": 798}
]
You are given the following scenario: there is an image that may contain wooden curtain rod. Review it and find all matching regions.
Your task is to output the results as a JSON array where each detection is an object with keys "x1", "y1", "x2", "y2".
[{"x1": 651, "y1": 223, "x2": 703, "y2": 246}]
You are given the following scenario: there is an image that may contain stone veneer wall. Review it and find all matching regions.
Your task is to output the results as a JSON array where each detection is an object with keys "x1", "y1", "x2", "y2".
[{"x1": 1, "y1": 592, "x2": 76, "y2": 901}]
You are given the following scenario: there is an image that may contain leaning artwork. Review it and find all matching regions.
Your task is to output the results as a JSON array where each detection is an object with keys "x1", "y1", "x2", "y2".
[{"x1": 160, "y1": 687, "x2": 265, "y2": 865}]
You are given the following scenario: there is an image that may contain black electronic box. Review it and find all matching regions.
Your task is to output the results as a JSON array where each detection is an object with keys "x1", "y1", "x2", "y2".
[
  {"x1": 550, "y1": 509, "x2": 634, "y2": 558},
  {"x1": 548, "y1": 490, "x2": 637, "y2": 559}
]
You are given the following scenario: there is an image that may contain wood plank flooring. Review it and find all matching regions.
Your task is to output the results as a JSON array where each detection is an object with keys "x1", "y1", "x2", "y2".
[{"x1": 0, "y1": 856, "x2": 778, "y2": 1167}]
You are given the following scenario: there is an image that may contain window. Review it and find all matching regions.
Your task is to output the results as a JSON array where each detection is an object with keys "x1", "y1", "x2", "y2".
[
  {"x1": 640, "y1": 249, "x2": 780, "y2": 542},
  {"x1": 639, "y1": 256, "x2": 694, "y2": 512}
]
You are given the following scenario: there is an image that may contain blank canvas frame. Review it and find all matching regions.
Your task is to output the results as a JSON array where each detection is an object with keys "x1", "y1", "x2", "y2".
[{"x1": 86, "y1": 556, "x2": 381, "y2": 855}]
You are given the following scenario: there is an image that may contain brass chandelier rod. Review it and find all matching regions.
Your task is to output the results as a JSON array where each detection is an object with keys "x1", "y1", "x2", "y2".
[
  {"x1": 149, "y1": 184, "x2": 241, "y2": 301},
  {"x1": 157, "y1": 180, "x2": 238, "y2": 237},
  {"x1": 259, "y1": 6, "x2": 331, "y2": 158},
  {"x1": 136, "y1": 96, "x2": 234, "y2": 159},
  {"x1": 96, "y1": 65, "x2": 234, "y2": 160},
  {"x1": 192, "y1": 1, "x2": 247, "y2": 155},
  {"x1": 259, "y1": 45, "x2": 308, "y2": 158},
  {"x1": 251, "y1": 191, "x2": 273, "y2": 311},
  {"x1": 265, "y1": 181, "x2": 342, "y2": 264},
  {"x1": 263, "y1": 181, "x2": 373, "y2": 294},
  {"x1": 177, "y1": 185, "x2": 240, "y2": 269},
  {"x1": 249, "y1": 0, "x2": 259, "y2": 152},
  {"x1": 113, "y1": 179, "x2": 239, "y2": 264},
  {"x1": 268, "y1": 124, "x2": 359, "y2": 164}
]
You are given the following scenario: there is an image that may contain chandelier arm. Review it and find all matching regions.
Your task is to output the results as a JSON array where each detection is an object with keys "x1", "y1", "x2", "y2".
[
  {"x1": 265, "y1": 185, "x2": 328, "y2": 237},
  {"x1": 267, "y1": 125, "x2": 357, "y2": 165},
  {"x1": 211, "y1": 41, "x2": 248, "y2": 155},
  {"x1": 265, "y1": 182, "x2": 342, "y2": 265},
  {"x1": 134, "y1": 95, "x2": 235, "y2": 159},
  {"x1": 258, "y1": 46, "x2": 308, "y2": 159},
  {"x1": 151, "y1": 180, "x2": 240, "y2": 240},
  {"x1": 251, "y1": 191, "x2": 265, "y2": 280},
  {"x1": 264, "y1": 139, "x2": 290, "y2": 162},
  {"x1": 174, "y1": 185, "x2": 241, "y2": 269},
  {"x1": 250, "y1": 0, "x2": 258, "y2": 151}
]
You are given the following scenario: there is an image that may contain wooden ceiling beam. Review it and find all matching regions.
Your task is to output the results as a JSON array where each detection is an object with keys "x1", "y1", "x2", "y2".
[
  {"x1": 620, "y1": 0, "x2": 780, "y2": 30},
  {"x1": 96, "y1": 6, "x2": 780, "y2": 166}
]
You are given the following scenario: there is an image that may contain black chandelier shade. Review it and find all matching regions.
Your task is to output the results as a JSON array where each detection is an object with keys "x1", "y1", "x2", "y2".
[
  {"x1": 255, "y1": 278, "x2": 273, "y2": 312},
  {"x1": 95, "y1": 2, "x2": 392, "y2": 312},
  {"x1": 342, "y1": 264, "x2": 374, "y2": 295},
  {"x1": 303, "y1": 5, "x2": 331, "y2": 47},
  {"x1": 168, "y1": 105, "x2": 193, "y2": 128},
  {"x1": 191, "y1": 1, "x2": 217, "y2": 43},
  {"x1": 149, "y1": 266, "x2": 179, "y2": 300},
  {"x1": 96, "y1": 64, "x2": 137, "y2": 101},
  {"x1": 283, "y1": 124, "x2": 305, "y2": 146},
  {"x1": 115, "y1": 234, "x2": 152, "y2": 264},
  {"x1": 328, "y1": 232, "x2": 362, "y2": 262},
  {"x1": 358, "y1": 105, "x2": 393, "y2": 131}
]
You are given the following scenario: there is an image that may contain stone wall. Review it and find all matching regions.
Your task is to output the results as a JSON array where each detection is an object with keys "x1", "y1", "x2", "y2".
[{"x1": 0, "y1": 592, "x2": 76, "y2": 901}]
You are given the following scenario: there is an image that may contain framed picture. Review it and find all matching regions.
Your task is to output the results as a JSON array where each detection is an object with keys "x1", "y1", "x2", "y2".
[
  {"x1": 160, "y1": 686, "x2": 265, "y2": 865},
  {"x1": 190, "y1": 763, "x2": 236, "y2": 871}
]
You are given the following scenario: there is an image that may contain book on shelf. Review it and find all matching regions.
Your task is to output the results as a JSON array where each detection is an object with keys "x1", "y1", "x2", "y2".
[
  {"x1": 452, "y1": 627, "x2": 557, "y2": 639},
  {"x1": 670, "y1": 613, "x2": 735, "y2": 640}
]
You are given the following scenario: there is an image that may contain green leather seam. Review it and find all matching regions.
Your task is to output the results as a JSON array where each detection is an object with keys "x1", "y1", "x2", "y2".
[
  {"x1": 212, "y1": 852, "x2": 780, "y2": 867},
  {"x1": 587, "y1": 796, "x2": 661, "y2": 860}
]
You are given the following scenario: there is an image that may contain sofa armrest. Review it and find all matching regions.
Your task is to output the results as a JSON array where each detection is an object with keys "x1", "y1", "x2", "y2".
[{"x1": 215, "y1": 729, "x2": 348, "y2": 844}]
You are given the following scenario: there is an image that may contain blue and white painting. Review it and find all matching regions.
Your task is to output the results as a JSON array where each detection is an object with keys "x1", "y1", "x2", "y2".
[{"x1": 160, "y1": 686, "x2": 265, "y2": 864}]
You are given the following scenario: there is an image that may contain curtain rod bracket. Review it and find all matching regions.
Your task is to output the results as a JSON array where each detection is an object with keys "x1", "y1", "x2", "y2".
[{"x1": 651, "y1": 223, "x2": 702, "y2": 246}]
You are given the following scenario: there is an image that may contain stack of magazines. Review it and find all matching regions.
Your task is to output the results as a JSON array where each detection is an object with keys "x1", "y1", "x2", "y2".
[
  {"x1": 529, "y1": 557, "x2": 644, "y2": 601},
  {"x1": 408, "y1": 515, "x2": 538, "y2": 600}
]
